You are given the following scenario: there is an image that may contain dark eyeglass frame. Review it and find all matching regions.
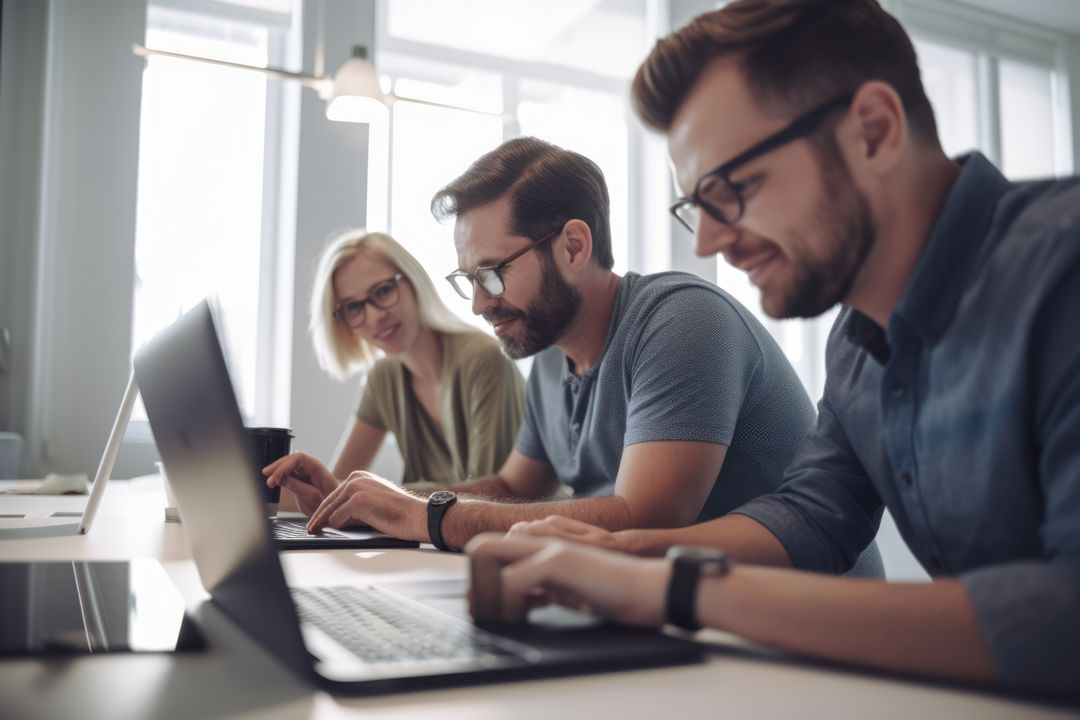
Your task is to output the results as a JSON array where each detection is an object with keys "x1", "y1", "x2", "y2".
[
  {"x1": 445, "y1": 228, "x2": 561, "y2": 300},
  {"x1": 670, "y1": 93, "x2": 855, "y2": 233},
  {"x1": 332, "y1": 273, "x2": 404, "y2": 329}
]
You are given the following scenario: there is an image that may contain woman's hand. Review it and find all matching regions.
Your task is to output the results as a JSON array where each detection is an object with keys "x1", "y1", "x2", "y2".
[
  {"x1": 466, "y1": 532, "x2": 671, "y2": 627},
  {"x1": 264, "y1": 452, "x2": 340, "y2": 516}
]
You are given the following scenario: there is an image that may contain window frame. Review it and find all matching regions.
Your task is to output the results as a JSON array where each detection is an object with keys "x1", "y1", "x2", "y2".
[{"x1": 887, "y1": 0, "x2": 1073, "y2": 176}]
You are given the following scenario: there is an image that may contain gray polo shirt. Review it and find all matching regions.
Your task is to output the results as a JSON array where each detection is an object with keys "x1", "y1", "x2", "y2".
[
  {"x1": 734, "y1": 153, "x2": 1080, "y2": 700},
  {"x1": 515, "y1": 271, "x2": 817, "y2": 523}
]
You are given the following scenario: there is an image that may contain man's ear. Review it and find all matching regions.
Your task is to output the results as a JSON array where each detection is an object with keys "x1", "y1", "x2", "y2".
[
  {"x1": 843, "y1": 80, "x2": 906, "y2": 177},
  {"x1": 557, "y1": 219, "x2": 593, "y2": 273}
]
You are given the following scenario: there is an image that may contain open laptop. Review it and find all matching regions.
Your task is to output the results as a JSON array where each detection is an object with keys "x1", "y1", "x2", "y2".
[
  {"x1": 269, "y1": 516, "x2": 417, "y2": 550},
  {"x1": 0, "y1": 373, "x2": 136, "y2": 539},
  {"x1": 134, "y1": 300, "x2": 703, "y2": 694}
]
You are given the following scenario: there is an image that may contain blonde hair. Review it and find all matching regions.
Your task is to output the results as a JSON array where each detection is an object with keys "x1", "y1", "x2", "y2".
[{"x1": 309, "y1": 230, "x2": 473, "y2": 380}]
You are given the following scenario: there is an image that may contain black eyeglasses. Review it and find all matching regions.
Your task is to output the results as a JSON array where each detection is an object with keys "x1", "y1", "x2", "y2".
[
  {"x1": 445, "y1": 229, "x2": 560, "y2": 300},
  {"x1": 670, "y1": 93, "x2": 854, "y2": 233},
  {"x1": 333, "y1": 273, "x2": 404, "y2": 329}
]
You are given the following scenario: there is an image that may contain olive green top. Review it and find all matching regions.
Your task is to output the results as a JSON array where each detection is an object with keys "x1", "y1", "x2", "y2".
[{"x1": 357, "y1": 331, "x2": 525, "y2": 488}]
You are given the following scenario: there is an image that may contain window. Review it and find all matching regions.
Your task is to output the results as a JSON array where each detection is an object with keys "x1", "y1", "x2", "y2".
[
  {"x1": 373, "y1": 0, "x2": 650, "y2": 335},
  {"x1": 131, "y1": 1, "x2": 298, "y2": 422},
  {"x1": 892, "y1": 0, "x2": 1072, "y2": 178}
]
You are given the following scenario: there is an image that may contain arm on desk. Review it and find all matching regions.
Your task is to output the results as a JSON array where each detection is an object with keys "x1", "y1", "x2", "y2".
[{"x1": 468, "y1": 534, "x2": 996, "y2": 689}]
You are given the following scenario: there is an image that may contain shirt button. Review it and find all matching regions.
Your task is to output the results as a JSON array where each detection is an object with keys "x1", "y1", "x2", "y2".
[
  {"x1": 899, "y1": 472, "x2": 913, "y2": 488},
  {"x1": 890, "y1": 382, "x2": 905, "y2": 398}
]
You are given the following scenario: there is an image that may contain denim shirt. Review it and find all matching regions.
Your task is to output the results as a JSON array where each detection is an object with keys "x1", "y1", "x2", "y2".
[{"x1": 734, "y1": 153, "x2": 1080, "y2": 700}]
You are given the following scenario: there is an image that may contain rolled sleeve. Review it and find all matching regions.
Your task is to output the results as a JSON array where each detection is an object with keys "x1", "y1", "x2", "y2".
[
  {"x1": 962, "y1": 560, "x2": 1080, "y2": 699},
  {"x1": 734, "y1": 396, "x2": 883, "y2": 574}
]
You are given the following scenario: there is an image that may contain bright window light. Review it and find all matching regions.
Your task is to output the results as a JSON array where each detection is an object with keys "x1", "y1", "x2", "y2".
[
  {"x1": 131, "y1": 18, "x2": 269, "y2": 420},
  {"x1": 1000, "y1": 59, "x2": 1057, "y2": 179}
]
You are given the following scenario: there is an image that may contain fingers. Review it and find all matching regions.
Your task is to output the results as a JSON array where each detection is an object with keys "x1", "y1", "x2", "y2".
[
  {"x1": 509, "y1": 515, "x2": 599, "y2": 537},
  {"x1": 469, "y1": 546, "x2": 544, "y2": 624},
  {"x1": 281, "y1": 477, "x2": 323, "y2": 509},
  {"x1": 306, "y1": 478, "x2": 355, "y2": 532},
  {"x1": 265, "y1": 453, "x2": 308, "y2": 489},
  {"x1": 263, "y1": 451, "x2": 306, "y2": 477},
  {"x1": 466, "y1": 532, "x2": 557, "y2": 562},
  {"x1": 466, "y1": 534, "x2": 576, "y2": 621},
  {"x1": 498, "y1": 542, "x2": 580, "y2": 616},
  {"x1": 506, "y1": 516, "x2": 619, "y2": 552},
  {"x1": 328, "y1": 499, "x2": 362, "y2": 529}
]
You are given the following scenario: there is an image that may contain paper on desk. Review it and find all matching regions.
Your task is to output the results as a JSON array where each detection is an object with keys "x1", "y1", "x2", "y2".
[{"x1": 0, "y1": 473, "x2": 89, "y2": 495}]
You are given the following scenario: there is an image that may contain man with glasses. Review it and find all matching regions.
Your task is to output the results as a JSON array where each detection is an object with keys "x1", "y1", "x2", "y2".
[
  {"x1": 468, "y1": 0, "x2": 1080, "y2": 701},
  {"x1": 298, "y1": 136, "x2": 883, "y2": 572}
]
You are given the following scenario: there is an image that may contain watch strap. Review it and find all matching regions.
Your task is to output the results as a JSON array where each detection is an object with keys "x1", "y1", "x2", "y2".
[
  {"x1": 427, "y1": 493, "x2": 458, "y2": 552},
  {"x1": 666, "y1": 556, "x2": 704, "y2": 631}
]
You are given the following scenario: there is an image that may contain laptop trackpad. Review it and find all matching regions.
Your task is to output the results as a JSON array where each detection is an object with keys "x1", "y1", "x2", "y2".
[{"x1": 380, "y1": 578, "x2": 602, "y2": 629}]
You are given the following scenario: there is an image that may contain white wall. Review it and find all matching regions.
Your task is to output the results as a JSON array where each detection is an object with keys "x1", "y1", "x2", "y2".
[
  {"x1": 0, "y1": 0, "x2": 147, "y2": 479},
  {"x1": 0, "y1": 0, "x2": 49, "y2": 452}
]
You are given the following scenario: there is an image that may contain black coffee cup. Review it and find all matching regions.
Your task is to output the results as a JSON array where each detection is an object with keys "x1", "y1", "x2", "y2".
[{"x1": 244, "y1": 426, "x2": 293, "y2": 514}]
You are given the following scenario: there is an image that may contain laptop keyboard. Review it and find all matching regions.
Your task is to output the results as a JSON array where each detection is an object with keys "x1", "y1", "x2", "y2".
[
  {"x1": 292, "y1": 585, "x2": 525, "y2": 666},
  {"x1": 271, "y1": 519, "x2": 349, "y2": 540}
]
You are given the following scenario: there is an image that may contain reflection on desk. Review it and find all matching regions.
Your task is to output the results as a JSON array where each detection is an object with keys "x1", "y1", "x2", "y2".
[{"x1": 0, "y1": 559, "x2": 204, "y2": 656}]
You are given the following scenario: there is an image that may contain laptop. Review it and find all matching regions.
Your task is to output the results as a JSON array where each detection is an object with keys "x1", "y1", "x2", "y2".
[
  {"x1": 134, "y1": 300, "x2": 704, "y2": 694},
  {"x1": 0, "y1": 373, "x2": 137, "y2": 539},
  {"x1": 269, "y1": 516, "x2": 418, "y2": 550}
]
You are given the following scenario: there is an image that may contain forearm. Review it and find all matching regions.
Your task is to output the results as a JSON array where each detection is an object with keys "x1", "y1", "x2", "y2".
[
  {"x1": 616, "y1": 514, "x2": 792, "y2": 566},
  {"x1": 443, "y1": 496, "x2": 637, "y2": 551},
  {"x1": 444, "y1": 474, "x2": 520, "y2": 499},
  {"x1": 700, "y1": 567, "x2": 996, "y2": 685}
]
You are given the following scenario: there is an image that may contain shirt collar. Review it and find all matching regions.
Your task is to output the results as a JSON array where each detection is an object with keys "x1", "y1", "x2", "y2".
[
  {"x1": 560, "y1": 273, "x2": 634, "y2": 387},
  {"x1": 892, "y1": 152, "x2": 1010, "y2": 343}
]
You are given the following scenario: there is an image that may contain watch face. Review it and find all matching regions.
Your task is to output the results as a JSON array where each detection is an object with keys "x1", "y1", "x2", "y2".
[{"x1": 429, "y1": 490, "x2": 456, "y2": 506}]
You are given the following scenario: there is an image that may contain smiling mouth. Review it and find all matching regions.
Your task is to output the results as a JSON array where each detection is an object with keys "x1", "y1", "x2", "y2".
[
  {"x1": 491, "y1": 318, "x2": 518, "y2": 336},
  {"x1": 373, "y1": 324, "x2": 400, "y2": 341},
  {"x1": 740, "y1": 253, "x2": 778, "y2": 284}
]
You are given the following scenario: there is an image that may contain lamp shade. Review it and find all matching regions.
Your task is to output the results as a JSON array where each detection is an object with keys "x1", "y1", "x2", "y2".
[{"x1": 325, "y1": 46, "x2": 387, "y2": 124}]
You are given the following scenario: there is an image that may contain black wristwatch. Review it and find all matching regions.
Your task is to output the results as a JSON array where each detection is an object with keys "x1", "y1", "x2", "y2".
[
  {"x1": 427, "y1": 490, "x2": 458, "y2": 552},
  {"x1": 665, "y1": 546, "x2": 730, "y2": 631}
]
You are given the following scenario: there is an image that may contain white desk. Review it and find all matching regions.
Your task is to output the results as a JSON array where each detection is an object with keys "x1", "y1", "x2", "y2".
[{"x1": 0, "y1": 478, "x2": 1075, "y2": 720}]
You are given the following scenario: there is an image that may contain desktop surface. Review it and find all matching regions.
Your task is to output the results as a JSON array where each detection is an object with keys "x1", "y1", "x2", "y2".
[{"x1": 0, "y1": 476, "x2": 1075, "y2": 720}]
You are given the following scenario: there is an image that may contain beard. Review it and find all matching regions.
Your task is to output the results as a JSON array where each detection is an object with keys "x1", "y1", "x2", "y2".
[
  {"x1": 761, "y1": 145, "x2": 876, "y2": 320},
  {"x1": 483, "y1": 253, "x2": 581, "y2": 359}
]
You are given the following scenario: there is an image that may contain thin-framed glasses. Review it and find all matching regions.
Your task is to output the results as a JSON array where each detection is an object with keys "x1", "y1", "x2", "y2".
[
  {"x1": 445, "y1": 228, "x2": 560, "y2": 300},
  {"x1": 333, "y1": 273, "x2": 404, "y2": 329},
  {"x1": 670, "y1": 93, "x2": 854, "y2": 233}
]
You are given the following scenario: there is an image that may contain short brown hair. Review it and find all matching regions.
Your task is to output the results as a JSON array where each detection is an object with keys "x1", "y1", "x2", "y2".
[
  {"x1": 632, "y1": 0, "x2": 939, "y2": 144},
  {"x1": 431, "y1": 137, "x2": 615, "y2": 270}
]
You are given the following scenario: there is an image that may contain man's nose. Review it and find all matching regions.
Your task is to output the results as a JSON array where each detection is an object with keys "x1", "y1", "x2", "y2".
[
  {"x1": 471, "y1": 283, "x2": 496, "y2": 317},
  {"x1": 695, "y1": 214, "x2": 740, "y2": 258}
]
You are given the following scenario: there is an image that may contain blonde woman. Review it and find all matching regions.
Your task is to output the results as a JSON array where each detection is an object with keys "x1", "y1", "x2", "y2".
[{"x1": 274, "y1": 230, "x2": 525, "y2": 515}]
